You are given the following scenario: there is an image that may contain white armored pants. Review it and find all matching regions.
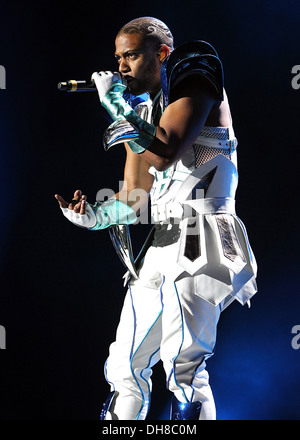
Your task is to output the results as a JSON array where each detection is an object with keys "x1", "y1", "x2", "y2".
[{"x1": 104, "y1": 239, "x2": 222, "y2": 420}]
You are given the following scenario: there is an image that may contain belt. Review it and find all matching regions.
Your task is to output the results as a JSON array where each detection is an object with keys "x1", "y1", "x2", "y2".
[
  {"x1": 194, "y1": 135, "x2": 238, "y2": 152},
  {"x1": 151, "y1": 197, "x2": 236, "y2": 223}
]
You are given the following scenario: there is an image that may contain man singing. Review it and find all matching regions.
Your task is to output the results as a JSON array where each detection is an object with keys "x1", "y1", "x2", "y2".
[{"x1": 55, "y1": 17, "x2": 257, "y2": 420}]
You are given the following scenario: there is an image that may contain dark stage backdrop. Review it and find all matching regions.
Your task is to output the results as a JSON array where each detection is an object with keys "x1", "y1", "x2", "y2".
[{"x1": 0, "y1": 0, "x2": 300, "y2": 421}]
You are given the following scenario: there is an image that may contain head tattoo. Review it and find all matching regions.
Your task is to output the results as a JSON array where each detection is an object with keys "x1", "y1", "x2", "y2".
[{"x1": 117, "y1": 17, "x2": 174, "y2": 51}]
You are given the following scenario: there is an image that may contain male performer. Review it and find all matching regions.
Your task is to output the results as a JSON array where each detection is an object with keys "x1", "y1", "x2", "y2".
[{"x1": 55, "y1": 17, "x2": 257, "y2": 420}]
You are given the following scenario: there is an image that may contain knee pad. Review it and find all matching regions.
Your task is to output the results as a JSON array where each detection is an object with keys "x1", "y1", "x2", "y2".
[{"x1": 170, "y1": 395, "x2": 202, "y2": 420}]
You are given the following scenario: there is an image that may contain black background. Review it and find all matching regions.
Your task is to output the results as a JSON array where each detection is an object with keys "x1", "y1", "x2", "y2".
[{"x1": 0, "y1": 0, "x2": 300, "y2": 420}]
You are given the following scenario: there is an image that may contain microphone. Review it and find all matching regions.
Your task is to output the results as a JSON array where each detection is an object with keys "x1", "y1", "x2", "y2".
[
  {"x1": 57, "y1": 79, "x2": 96, "y2": 92},
  {"x1": 57, "y1": 79, "x2": 149, "y2": 110}
]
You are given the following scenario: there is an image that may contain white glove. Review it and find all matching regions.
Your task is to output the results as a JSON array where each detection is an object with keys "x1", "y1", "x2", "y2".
[
  {"x1": 92, "y1": 71, "x2": 127, "y2": 102},
  {"x1": 60, "y1": 203, "x2": 96, "y2": 229}
]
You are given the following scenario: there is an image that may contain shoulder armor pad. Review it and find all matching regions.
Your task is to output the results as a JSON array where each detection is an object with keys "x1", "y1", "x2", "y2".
[{"x1": 161, "y1": 40, "x2": 224, "y2": 106}]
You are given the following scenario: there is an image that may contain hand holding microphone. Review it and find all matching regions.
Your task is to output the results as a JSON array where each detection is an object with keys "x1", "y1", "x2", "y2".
[
  {"x1": 57, "y1": 71, "x2": 152, "y2": 153},
  {"x1": 92, "y1": 71, "x2": 127, "y2": 101}
]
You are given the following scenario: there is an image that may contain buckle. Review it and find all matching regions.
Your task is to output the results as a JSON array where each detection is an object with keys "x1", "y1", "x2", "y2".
[{"x1": 228, "y1": 138, "x2": 237, "y2": 152}]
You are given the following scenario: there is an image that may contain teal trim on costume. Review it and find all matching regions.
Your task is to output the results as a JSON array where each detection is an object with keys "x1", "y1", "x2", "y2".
[{"x1": 125, "y1": 111, "x2": 156, "y2": 151}]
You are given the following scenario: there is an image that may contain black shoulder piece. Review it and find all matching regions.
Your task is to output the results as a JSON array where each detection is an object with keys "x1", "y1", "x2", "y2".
[{"x1": 161, "y1": 40, "x2": 224, "y2": 107}]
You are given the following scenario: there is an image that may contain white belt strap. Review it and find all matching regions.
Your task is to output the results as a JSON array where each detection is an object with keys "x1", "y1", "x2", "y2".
[
  {"x1": 194, "y1": 136, "x2": 238, "y2": 151},
  {"x1": 194, "y1": 126, "x2": 238, "y2": 152}
]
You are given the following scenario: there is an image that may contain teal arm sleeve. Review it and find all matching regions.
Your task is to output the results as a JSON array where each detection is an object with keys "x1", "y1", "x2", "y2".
[
  {"x1": 89, "y1": 198, "x2": 137, "y2": 231},
  {"x1": 101, "y1": 83, "x2": 156, "y2": 153},
  {"x1": 101, "y1": 82, "x2": 132, "y2": 121}
]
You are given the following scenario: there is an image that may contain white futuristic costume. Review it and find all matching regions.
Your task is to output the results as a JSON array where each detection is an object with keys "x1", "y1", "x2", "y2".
[
  {"x1": 101, "y1": 42, "x2": 258, "y2": 420},
  {"x1": 60, "y1": 41, "x2": 258, "y2": 420}
]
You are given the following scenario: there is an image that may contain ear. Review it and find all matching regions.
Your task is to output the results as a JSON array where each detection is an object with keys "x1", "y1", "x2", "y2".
[{"x1": 158, "y1": 44, "x2": 170, "y2": 62}]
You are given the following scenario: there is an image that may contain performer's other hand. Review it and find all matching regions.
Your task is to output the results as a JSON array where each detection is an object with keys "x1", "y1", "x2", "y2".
[{"x1": 55, "y1": 189, "x2": 87, "y2": 215}]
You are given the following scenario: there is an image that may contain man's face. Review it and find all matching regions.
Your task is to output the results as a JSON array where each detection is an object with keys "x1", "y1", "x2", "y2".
[{"x1": 115, "y1": 32, "x2": 162, "y2": 97}]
